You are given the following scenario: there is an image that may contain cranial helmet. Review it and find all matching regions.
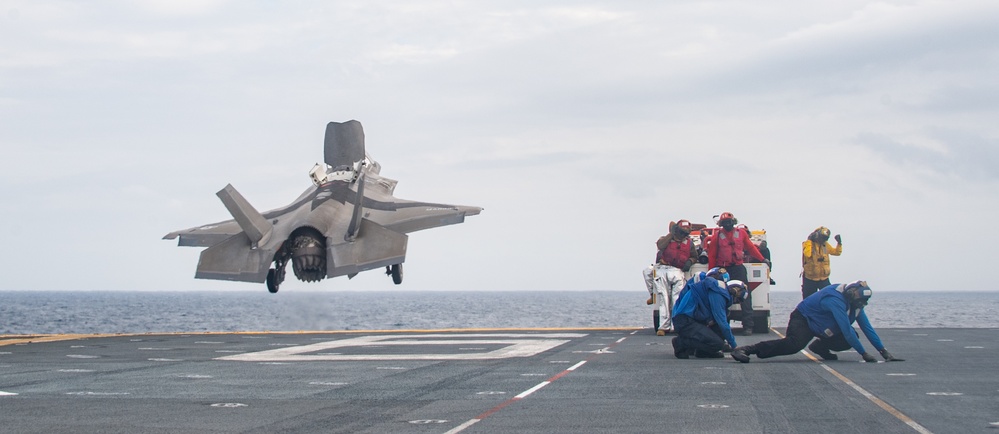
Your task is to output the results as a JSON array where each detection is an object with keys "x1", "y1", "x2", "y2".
[
  {"x1": 844, "y1": 280, "x2": 872, "y2": 309},
  {"x1": 706, "y1": 267, "x2": 729, "y2": 282},
  {"x1": 673, "y1": 220, "x2": 690, "y2": 237},
  {"x1": 815, "y1": 226, "x2": 831, "y2": 239},
  {"x1": 727, "y1": 280, "x2": 748, "y2": 303},
  {"x1": 719, "y1": 212, "x2": 737, "y2": 228}
]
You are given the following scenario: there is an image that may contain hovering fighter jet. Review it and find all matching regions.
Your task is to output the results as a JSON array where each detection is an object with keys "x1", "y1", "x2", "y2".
[{"x1": 163, "y1": 120, "x2": 482, "y2": 293}]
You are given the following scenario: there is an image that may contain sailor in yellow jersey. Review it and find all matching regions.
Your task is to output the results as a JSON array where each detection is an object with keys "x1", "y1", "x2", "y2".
[{"x1": 801, "y1": 226, "x2": 842, "y2": 299}]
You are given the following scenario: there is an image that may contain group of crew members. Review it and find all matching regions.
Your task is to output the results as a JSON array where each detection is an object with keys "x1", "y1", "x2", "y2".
[{"x1": 643, "y1": 212, "x2": 904, "y2": 363}]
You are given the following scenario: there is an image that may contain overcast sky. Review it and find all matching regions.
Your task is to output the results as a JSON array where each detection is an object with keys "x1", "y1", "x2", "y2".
[{"x1": 2, "y1": 1, "x2": 997, "y2": 293}]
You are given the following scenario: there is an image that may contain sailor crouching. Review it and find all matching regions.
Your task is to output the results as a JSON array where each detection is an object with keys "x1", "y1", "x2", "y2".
[
  {"x1": 731, "y1": 281, "x2": 904, "y2": 363},
  {"x1": 670, "y1": 268, "x2": 747, "y2": 359}
]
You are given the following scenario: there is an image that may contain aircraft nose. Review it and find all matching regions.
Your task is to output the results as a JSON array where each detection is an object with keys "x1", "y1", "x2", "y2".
[{"x1": 461, "y1": 206, "x2": 483, "y2": 216}]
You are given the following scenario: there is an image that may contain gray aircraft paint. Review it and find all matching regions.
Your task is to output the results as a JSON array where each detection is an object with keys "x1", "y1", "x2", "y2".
[{"x1": 163, "y1": 120, "x2": 481, "y2": 290}]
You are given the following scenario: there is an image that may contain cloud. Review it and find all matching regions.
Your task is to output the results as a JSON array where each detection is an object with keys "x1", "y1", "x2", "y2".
[{"x1": 853, "y1": 129, "x2": 999, "y2": 181}]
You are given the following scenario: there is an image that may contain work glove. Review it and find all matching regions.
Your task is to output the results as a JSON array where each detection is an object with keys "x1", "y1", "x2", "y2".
[
  {"x1": 646, "y1": 294, "x2": 655, "y2": 305},
  {"x1": 862, "y1": 352, "x2": 878, "y2": 363},
  {"x1": 880, "y1": 349, "x2": 904, "y2": 362},
  {"x1": 834, "y1": 234, "x2": 842, "y2": 244},
  {"x1": 682, "y1": 259, "x2": 693, "y2": 272}
]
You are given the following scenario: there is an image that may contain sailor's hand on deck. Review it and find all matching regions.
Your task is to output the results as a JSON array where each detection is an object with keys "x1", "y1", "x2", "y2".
[{"x1": 880, "y1": 349, "x2": 904, "y2": 362}]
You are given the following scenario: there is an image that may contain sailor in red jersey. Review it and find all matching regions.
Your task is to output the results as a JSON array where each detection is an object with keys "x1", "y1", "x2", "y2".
[
  {"x1": 643, "y1": 220, "x2": 697, "y2": 335},
  {"x1": 708, "y1": 212, "x2": 768, "y2": 335}
]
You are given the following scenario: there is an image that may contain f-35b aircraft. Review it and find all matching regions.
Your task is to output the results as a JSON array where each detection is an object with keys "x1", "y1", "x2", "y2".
[{"x1": 163, "y1": 120, "x2": 482, "y2": 293}]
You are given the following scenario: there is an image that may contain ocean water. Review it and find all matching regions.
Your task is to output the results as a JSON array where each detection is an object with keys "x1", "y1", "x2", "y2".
[{"x1": 1, "y1": 290, "x2": 997, "y2": 335}]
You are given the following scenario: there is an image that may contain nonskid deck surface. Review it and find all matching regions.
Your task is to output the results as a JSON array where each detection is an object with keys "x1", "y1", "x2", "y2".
[{"x1": 0, "y1": 328, "x2": 996, "y2": 433}]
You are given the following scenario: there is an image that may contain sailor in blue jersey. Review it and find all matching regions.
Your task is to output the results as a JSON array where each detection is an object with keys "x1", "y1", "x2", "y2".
[
  {"x1": 671, "y1": 267, "x2": 748, "y2": 359},
  {"x1": 731, "y1": 281, "x2": 905, "y2": 363}
]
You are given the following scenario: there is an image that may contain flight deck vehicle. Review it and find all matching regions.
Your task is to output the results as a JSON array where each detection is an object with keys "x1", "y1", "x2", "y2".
[{"x1": 650, "y1": 227, "x2": 772, "y2": 334}]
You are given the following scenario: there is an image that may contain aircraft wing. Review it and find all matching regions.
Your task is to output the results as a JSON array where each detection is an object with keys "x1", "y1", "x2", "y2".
[
  {"x1": 162, "y1": 219, "x2": 243, "y2": 247},
  {"x1": 372, "y1": 199, "x2": 483, "y2": 235}
]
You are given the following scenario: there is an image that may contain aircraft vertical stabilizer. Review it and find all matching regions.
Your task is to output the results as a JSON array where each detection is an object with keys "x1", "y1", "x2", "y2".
[{"x1": 216, "y1": 184, "x2": 273, "y2": 247}]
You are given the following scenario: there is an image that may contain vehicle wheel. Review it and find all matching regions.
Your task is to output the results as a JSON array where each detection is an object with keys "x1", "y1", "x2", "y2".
[
  {"x1": 390, "y1": 263, "x2": 403, "y2": 285},
  {"x1": 266, "y1": 269, "x2": 279, "y2": 293},
  {"x1": 653, "y1": 310, "x2": 661, "y2": 332},
  {"x1": 753, "y1": 312, "x2": 770, "y2": 334}
]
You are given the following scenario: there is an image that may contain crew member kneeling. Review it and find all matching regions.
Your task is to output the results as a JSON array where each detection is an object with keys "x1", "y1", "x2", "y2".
[
  {"x1": 671, "y1": 268, "x2": 747, "y2": 359},
  {"x1": 731, "y1": 281, "x2": 904, "y2": 363}
]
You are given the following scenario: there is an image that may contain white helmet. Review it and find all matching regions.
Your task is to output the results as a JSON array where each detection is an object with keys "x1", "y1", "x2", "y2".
[{"x1": 727, "y1": 280, "x2": 748, "y2": 303}]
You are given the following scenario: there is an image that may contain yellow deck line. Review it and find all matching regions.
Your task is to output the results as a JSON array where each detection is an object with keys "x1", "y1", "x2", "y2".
[
  {"x1": 0, "y1": 327, "x2": 640, "y2": 347},
  {"x1": 771, "y1": 328, "x2": 933, "y2": 434}
]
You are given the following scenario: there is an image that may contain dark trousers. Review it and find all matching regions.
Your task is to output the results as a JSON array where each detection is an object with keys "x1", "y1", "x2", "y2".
[
  {"x1": 753, "y1": 310, "x2": 853, "y2": 359},
  {"x1": 802, "y1": 277, "x2": 830, "y2": 300},
  {"x1": 726, "y1": 264, "x2": 753, "y2": 329},
  {"x1": 673, "y1": 314, "x2": 726, "y2": 354}
]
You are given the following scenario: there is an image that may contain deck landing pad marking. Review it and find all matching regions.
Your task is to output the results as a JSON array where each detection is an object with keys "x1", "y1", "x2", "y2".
[{"x1": 215, "y1": 333, "x2": 587, "y2": 362}]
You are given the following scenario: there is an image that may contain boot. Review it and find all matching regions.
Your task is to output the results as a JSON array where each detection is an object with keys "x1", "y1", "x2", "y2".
[
  {"x1": 809, "y1": 341, "x2": 837, "y2": 360},
  {"x1": 656, "y1": 329, "x2": 666, "y2": 336},
  {"x1": 731, "y1": 345, "x2": 758, "y2": 363},
  {"x1": 672, "y1": 337, "x2": 690, "y2": 359},
  {"x1": 694, "y1": 349, "x2": 724, "y2": 359}
]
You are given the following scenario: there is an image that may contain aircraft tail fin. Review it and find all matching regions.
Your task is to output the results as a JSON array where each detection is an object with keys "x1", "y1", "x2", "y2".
[
  {"x1": 324, "y1": 120, "x2": 366, "y2": 169},
  {"x1": 216, "y1": 184, "x2": 273, "y2": 247}
]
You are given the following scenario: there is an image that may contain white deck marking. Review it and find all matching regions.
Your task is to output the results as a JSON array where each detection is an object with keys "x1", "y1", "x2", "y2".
[
  {"x1": 515, "y1": 381, "x2": 551, "y2": 398},
  {"x1": 443, "y1": 419, "x2": 480, "y2": 433},
  {"x1": 66, "y1": 392, "x2": 129, "y2": 396},
  {"x1": 445, "y1": 335, "x2": 625, "y2": 434},
  {"x1": 216, "y1": 333, "x2": 586, "y2": 362},
  {"x1": 774, "y1": 328, "x2": 935, "y2": 434},
  {"x1": 1, "y1": 391, "x2": 18, "y2": 396}
]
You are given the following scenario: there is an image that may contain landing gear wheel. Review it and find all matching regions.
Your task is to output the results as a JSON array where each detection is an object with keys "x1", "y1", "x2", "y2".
[
  {"x1": 266, "y1": 269, "x2": 280, "y2": 293},
  {"x1": 390, "y1": 263, "x2": 403, "y2": 285},
  {"x1": 653, "y1": 310, "x2": 661, "y2": 333}
]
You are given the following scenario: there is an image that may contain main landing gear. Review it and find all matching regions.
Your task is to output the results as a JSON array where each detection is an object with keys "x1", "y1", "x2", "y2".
[{"x1": 386, "y1": 263, "x2": 403, "y2": 285}]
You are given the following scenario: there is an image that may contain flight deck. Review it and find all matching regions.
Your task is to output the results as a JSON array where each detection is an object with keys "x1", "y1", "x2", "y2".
[{"x1": 1, "y1": 328, "x2": 996, "y2": 433}]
